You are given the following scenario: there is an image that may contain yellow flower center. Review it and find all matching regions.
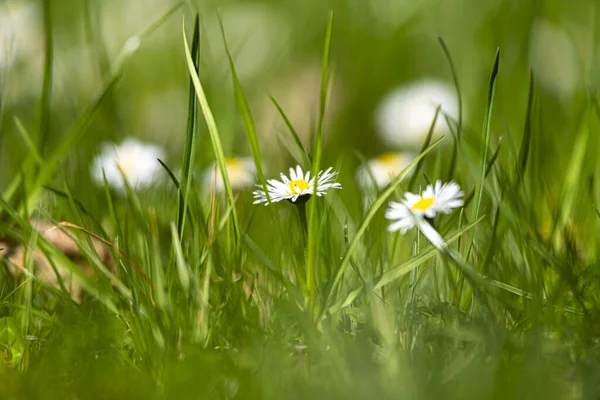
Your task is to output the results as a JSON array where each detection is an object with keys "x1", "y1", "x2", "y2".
[
  {"x1": 116, "y1": 153, "x2": 136, "y2": 176},
  {"x1": 287, "y1": 179, "x2": 310, "y2": 195},
  {"x1": 225, "y1": 157, "x2": 243, "y2": 170},
  {"x1": 412, "y1": 197, "x2": 434, "y2": 211},
  {"x1": 375, "y1": 152, "x2": 400, "y2": 167}
]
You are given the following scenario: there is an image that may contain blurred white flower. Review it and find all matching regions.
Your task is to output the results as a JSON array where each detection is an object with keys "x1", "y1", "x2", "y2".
[
  {"x1": 355, "y1": 152, "x2": 416, "y2": 191},
  {"x1": 253, "y1": 165, "x2": 341, "y2": 205},
  {"x1": 530, "y1": 20, "x2": 578, "y2": 101},
  {"x1": 386, "y1": 180, "x2": 464, "y2": 249},
  {"x1": 203, "y1": 157, "x2": 257, "y2": 193},
  {"x1": 91, "y1": 138, "x2": 165, "y2": 193},
  {"x1": 375, "y1": 80, "x2": 459, "y2": 148}
]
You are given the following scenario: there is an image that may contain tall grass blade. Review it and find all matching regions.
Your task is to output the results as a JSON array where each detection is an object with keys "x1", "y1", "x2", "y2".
[
  {"x1": 182, "y1": 20, "x2": 240, "y2": 246},
  {"x1": 178, "y1": 14, "x2": 200, "y2": 238},
  {"x1": 516, "y1": 70, "x2": 535, "y2": 189},
  {"x1": 438, "y1": 37, "x2": 463, "y2": 180},
  {"x1": 269, "y1": 95, "x2": 311, "y2": 166},
  {"x1": 218, "y1": 16, "x2": 269, "y2": 197},
  {"x1": 472, "y1": 49, "x2": 499, "y2": 222},
  {"x1": 306, "y1": 12, "x2": 334, "y2": 311}
]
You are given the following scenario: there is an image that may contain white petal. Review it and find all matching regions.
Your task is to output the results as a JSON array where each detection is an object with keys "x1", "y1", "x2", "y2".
[{"x1": 296, "y1": 165, "x2": 303, "y2": 180}]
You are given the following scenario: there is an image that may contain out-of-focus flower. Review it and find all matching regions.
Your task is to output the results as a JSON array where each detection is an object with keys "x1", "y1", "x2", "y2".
[
  {"x1": 355, "y1": 152, "x2": 415, "y2": 191},
  {"x1": 203, "y1": 157, "x2": 257, "y2": 193},
  {"x1": 385, "y1": 180, "x2": 464, "y2": 249},
  {"x1": 90, "y1": 138, "x2": 165, "y2": 193},
  {"x1": 253, "y1": 165, "x2": 341, "y2": 205},
  {"x1": 529, "y1": 20, "x2": 578, "y2": 101},
  {"x1": 375, "y1": 80, "x2": 459, "y2": 148}
]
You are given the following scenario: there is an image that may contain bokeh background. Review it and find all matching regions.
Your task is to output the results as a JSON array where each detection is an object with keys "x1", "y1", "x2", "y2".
[{"x1": 1, "y1": 0, "x2": 597, "y2": 204}]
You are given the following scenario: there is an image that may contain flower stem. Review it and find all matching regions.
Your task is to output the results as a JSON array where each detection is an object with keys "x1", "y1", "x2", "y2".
[
  {"x1": 296, "y1": 202, "x2": 313, "y2": 311},
  {"x1": 297, "y1": 202, "x2": 308, "y2": 241}
]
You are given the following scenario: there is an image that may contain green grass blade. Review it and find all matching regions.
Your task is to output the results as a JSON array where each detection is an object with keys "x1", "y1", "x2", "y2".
[
  {"x1": 306, "y1": 12, "x2": 334, "y2": 311},
  {"x1": 472, "y1": 49, "x2": 499, "y2": 222},
  {"x1": 182, "y1": 19, "x2": 240, "y2": 246},
  {"x1": 373, "y1": 217, "x2": 484, "y2": 291},
  {"x1": 438, "y1": 37, "x2": 463, "y2": 180},
  {"x1": 218, "y1": 15, "x2": 269, "y2": 197},
  {"x1": 170, "y1": 221, "x2": 191, "y2": 293},
  {"x1": 178, "y1": 14, "x2": 200, "y2": 238},
  {"x1": 551, "y1": 107, "x2": 592, "y2": 251},
  {"x1": 269, "y1": 94, "x2": 310, "y2": 166},
  {"x1": 515, "y1": 70, "x2": 535, "y2": 188},
  {"x1": 14, "y1": 117, "x2": 43, "y2": 166},
  {"x1": 37, "y1": 0, "x2": 54, "y2": 157},
  {"x1": 408, "y1": 105, "x2": 440, "y2": 190}
]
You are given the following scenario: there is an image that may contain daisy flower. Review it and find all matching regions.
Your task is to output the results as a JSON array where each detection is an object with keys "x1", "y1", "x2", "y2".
[
  {"x1": 374, "y1": 79, "x2": 459, "y2": 148},
  {"x1": 202, "y1": 157, "x2": 257, "y2": 192},
  {"x1": 253, "y1": 165, "x2": 341, "y2": 205},
  {"x1": 91, "y1": 138, "x2": 165, "y2": 193},
  {"x1": 355, "y1": 152, "x2": 416, "y2": 191},
  {"x1": 385, "y1": 180, "x2": 464, "y2": 249}
]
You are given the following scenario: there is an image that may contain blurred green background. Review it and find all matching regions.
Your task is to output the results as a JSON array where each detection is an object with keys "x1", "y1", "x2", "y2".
[
  {"x1": 1, "y1": 0, "x2": 600, "y2": 399},
  {"x1": 2, "y1": 0, "x2": 596, "y2": 195}
]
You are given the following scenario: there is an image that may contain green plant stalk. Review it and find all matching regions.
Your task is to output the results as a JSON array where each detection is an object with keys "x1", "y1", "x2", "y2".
[
  {"x1": 182, "y1": 19, "x2": 240, "y2": 249},
  {"x1": 306, "y1": 12, "x2": 334, "y2": 315}
]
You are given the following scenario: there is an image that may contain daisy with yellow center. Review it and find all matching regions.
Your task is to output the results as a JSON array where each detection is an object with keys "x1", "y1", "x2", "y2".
[
  {"x1": 253, "y1": 165, "x2": 342, "y2": 205},
  {"x1": 385, "y1": 180, "x2": 464, "y2": 249},
  {"x1": 203, "y1": 157, "x2": 257, "y2": 192}
]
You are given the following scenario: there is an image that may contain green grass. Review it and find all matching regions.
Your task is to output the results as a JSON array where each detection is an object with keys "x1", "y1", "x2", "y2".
[{"x1": 1, "y1": 1, "x2": 600, "y2": 399}]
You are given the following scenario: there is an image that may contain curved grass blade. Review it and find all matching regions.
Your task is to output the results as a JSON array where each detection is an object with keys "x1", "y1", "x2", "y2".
[
  {"x1": 178, "y1": 14, "x2": 200, "y2": 238},
  {"x1": 182, "y1": 19, "x2": 240, "y2": 246},
  {"x1": 408, "y1": 105, "x2": 440, "y2": 190},
  {"x1": 218, "y1": 15, "x2": 270, "y2": 200},
  {"x1": 515, "y1": 70, "x2": 535, "y2": 189},
  {"x1": 472, "y1": 48, "x2": 499, "y2": 222},
  {"x1": 269, "y1": 94, "x2": 311, "y2": 166},
  {"x1": 438, "y1": 37, "x2": 463, "y2": 180}
]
